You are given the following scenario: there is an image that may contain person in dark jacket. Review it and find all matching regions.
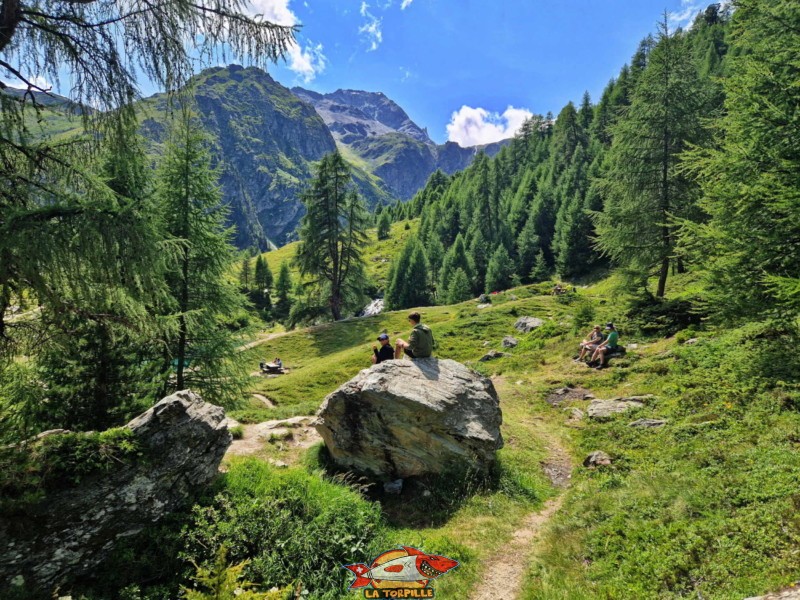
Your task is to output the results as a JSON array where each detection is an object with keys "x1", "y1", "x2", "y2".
[
  {"x1": 372, "y1": 333, "x2": 394, "y2": 364},
  {"x1": 394, "y1": 312, "x2": 434, "y2": 359}
]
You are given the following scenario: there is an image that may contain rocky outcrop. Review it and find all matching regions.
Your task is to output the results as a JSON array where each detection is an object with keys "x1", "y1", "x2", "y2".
[
  {"x1": 479, "y1": 350, "x2": 507, "y2": 362},
  {"x1": 314, "y1": 358, "x2": 503, "y2": 479},
  {"x1": 515, "y1": 316, "x2": 544, "y2": 333},
  {"x1": 502, "y1": 336, "x2": 519, "y2": 348},
  {"x1": 583, "y1": 451, "x2": 612, "y2": 468},
  {"x1": 587, "y1": 396, "x2": 653, "y2": 419},
  {"x1": 0, "y1": 391, "x2": 230, "y2": 594},
  {"x1": 629, "y1": 418, "x2": 667, "y2": 428}
]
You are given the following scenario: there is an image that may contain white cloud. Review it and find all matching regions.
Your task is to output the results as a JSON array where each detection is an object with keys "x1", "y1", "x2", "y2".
[
  {"x1": 246, "y1": 0, "x2": 327, "y2": 81},
  {"x1": 358, "y1": 3, "x2": 383, "y2": 51},
  {"x1": 668, "y1": 0, "x2": 700, "y2": 29},
  {"x1": 446, "y1": 105, "x2": 533, "y2": 147},
  {"x1": 1, "y1": 73, "x2": 53, "y2": 91},
  {"x1": 400, "y1": 0, "x2": 413, "y2": 9}
]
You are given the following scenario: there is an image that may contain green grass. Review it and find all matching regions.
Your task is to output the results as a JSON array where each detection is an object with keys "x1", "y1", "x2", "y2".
[{"x1": 260, "y1": 219, "x2": 419, "y2": 293}]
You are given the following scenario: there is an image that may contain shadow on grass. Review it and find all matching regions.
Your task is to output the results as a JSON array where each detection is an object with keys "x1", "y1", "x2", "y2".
[{"x1": 306, "y1": 444, "x2": 542, "y2": 529}]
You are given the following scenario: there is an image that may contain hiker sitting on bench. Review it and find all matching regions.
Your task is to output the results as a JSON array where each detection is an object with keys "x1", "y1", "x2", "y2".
[
  {"x1": 590, "y1": 323, "x2": 619, "y2": 370},
  {"x1": 575, "y1": 325, "x2": 603, "y2": 362},
  {"x1": 395, "y1": 311, "x2": 434, "y2": 359}
]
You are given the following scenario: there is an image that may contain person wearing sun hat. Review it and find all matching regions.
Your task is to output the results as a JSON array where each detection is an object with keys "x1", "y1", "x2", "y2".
[
  {"x1": 372, "y1": 332, "x2": 394, "y2": 364},
  {"x1": 590, "y1": 322, "x2": 619, "y2": 369}
]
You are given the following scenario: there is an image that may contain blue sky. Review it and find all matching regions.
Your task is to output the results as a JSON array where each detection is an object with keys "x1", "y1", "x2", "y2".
[{"x1": 258, "y1": 0, "x2": 709, "y2": 144}]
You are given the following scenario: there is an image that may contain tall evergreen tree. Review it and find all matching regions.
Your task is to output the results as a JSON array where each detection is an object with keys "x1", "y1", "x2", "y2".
[
  {"x1": 438, "y1": 233, "x2": 473, "y2": 298},
  {"x1": 485, "y1": 245, "x2": 516, "y2": 293},
  {"x1": 385, "y1": 237, "x2": 431, "y2": 310},
  {"x1": 254, "y1": 255, "x2": 273, "y2": 291},
  {"x1": 685, "y1": 0, "x2": 800, "y2": 320},
  {"x1": 240, "y1": 258, "x2": 252, "y2": 291},
  {"x1": 274, "y1": 262, "x2": 293, "y2": 321},
  {"x1": 377, "y1": 210, "x2": 392, "y2": 241},
  {"x1": 294, "y1": 152, "x2": 369, "y2": 321},
  {"x1": 157, "y1": 108, "x2": 247, "y2": 404},
  {"x1": 594, "y1": 15, "x2": 708, "y2": 297},
  {"x1": 445, "y1": 268, "x2": 472, "y2": 304}
]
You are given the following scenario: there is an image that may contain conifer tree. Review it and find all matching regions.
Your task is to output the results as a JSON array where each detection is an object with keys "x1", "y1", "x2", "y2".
[
  {"x1": 274, "y1": 262, "x2": 293, "y2": 321},
  {"x1": 438, "y1": 233, "x2": 472, "y2": 297},
  {"x1": 385, "y1": 237, "x2": 431, "y2": 310},
  {"x1": 425, "y1": 236, "x2": 446, "y2": 298},
  {"x1": 468, "y1": 229, "x2": 490, "y2": 294},
  {"x1": 531, "y1": 249, "x2": 551, "y2": 282},
  {"x1": 445, "y1": 268, "x2": 472, "y2": 304},
  {"x1": 254, "y1": 256, "x2": 273, "y2": 291},
  {"x1": 295, "y1": 151, "x2": 369, "y2": 321},
  {"x1": 377, "y1": 210, "x2": 392, "y2": 240},
  {"x1": 240, "y1": 258, "x2": 252, "y2": 291},
  {"x1": 516, "y1": 214, "x2": 541, "y2": 282},
  {"x1": 594, "y1": 16, "x2": 708, "y2": 297},
  {"x1": 157, "y1": 108, "x2": 247, "y2": 405},
  {"x1": 485, "y1": 246, "x2": 516, "y2": 293},
  {"x1": 686, "y1": 0, "x2": 800, "y2": 320}
]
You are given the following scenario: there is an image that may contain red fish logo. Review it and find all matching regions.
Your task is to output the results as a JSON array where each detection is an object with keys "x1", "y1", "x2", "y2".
[{"x1": 344, "y1": 546, "x2": 458, "y2": 596}]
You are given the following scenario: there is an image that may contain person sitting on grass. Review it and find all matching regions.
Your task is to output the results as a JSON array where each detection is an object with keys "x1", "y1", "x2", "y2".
[
  {"x1": 372, "y1": 333, "x2": 394, "y2": 364},
  {"x1": 590, "y1": 323, "x2": 619, "y2": 370},
  {"x1": 575, "y1": 325, "x2": 603, "y2": 363},
  {"x1": 394, "y1": 311, "x2": 434, "y2": 359}
]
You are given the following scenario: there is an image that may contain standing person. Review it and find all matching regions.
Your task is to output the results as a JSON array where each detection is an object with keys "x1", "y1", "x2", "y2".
[
  {"x1": 575, "y1": 325, "x2": 603, "y2": 363},
  {"x1": 394, "y1": 312, "x2": 434, "y2": 359},
  {"x1": 372, "y1": 333, "x2": 394, "y2": 364},
  {"x1": 590, "y1": 323, "x2": 619, "y2": 369}
]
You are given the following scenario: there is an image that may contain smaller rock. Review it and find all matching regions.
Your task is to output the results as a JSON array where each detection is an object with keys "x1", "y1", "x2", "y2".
[
  {"x1": 588, "y1": 399, "x2": 645, "y2": 419},
  {"x1": 508, "y1": 294, "x2": 518, "y2": 301},
  {"x1": 479, "y1": 350, "x2": 506, "y2": 362},
  {"x1": 582, "y1": 393, "x2": 596, "y2": 400},
  {"x1": 629, "y1": 418, "x2": 667, "y2": 428},
  {"x1": 553, "y1": 387, "x2": 570, "y2": 396},
  {"x1": 502, "y1": 336, "x2": 519, "y2": 349},
  {"x1": 583, "y1": 451, "x2": 612, "y2": 468},
  {"x1": 477, "y1": 303, "x2": 491, "y2": 309},
  {"x1": 482, "y1": 341, "x2": 491, "y2": 347},
  {"x1": 477, "y1": 294, "x2": 492, "y2": 304},
  {"x1": 564, "y1": 407, "x2": 585, "y2": 421},
  {"x1": 383, "y1": 479, "x2": 403, "y2": 495},
  {"x1": 627, "y1": 343, "x2": 639, "y2": 350},
  {"x1": 684, "y1": 338, "x2": 699, "y2": 345},
  {"x1": 268, "y1": 459, "x2": 289, "y2": 468},
  {"x1": 514, "y1": 316, "x2": 544, "y2": 333},
  {"x1": 262, "y1": 427, "x2": 292, "y2": 442}
]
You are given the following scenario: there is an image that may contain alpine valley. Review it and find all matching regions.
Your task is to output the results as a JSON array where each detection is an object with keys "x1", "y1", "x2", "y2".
[{"x1": 25, "y1": 64, "x2": 506, "y2": 249}]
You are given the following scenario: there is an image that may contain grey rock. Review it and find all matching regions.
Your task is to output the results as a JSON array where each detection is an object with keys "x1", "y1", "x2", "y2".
[
  {"x1": 479, "y1": 350, "x2": 506, "y2": 362},
  {"x1": 684, "y1": 338, "x2": 700, "y2": 345},
  {"x1": 583, "y1": 451, "x2": 612, "y2": 468},
  {"x1": 478, "y1": 294, "x2": 492, "y2": 304},
  {"x1": 629, "y1": 418, "x2": 667, "y2": 428},
  {"x1": 477, "y1": 303, "x2": 491, "y2": 309},
  {"x1": 502, "y1": 336, "x2": 519, "y2": 349},
  {"x1": 508, "y1": 294, "x2": 518, "y2": 301},
  {"x1": 514, "y1": 316, "x2": 544, "y2": 333},
  {"x1": 383, "y1": 479, "x2": 404, "y2": 495},
  {"x1": 564, "y1": 408, "x2": 585, "y2": 421},
  {"x1": 314, "y1": 358, "x2": 503, "y2": 479},
  {"x1": 587, "y1": 398, "x2": 645, "y2": 419},
  {"x1": 0, "y1": 391, "x2": 230, "y2": 593},
  {"x1": 745, "y1": 586, "x2": 800, "y2": 600}
]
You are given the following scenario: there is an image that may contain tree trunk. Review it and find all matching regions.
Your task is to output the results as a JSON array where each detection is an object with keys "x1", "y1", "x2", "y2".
[{"x1": 657, "y1": 257, "x2": 669, "y2": 298}]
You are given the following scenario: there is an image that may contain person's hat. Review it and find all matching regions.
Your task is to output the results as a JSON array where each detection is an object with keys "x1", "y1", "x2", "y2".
[
  {"x1": 605, "y1": 322, "x2": 615, "y2": 329},
  {"x1": 377, "y1": 333, "x2": 389, "y2": 341}
]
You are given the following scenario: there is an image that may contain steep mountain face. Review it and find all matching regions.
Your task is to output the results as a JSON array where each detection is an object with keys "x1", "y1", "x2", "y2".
[
  {"x1": 139, "y1": 66, "x2": 391, "y2": 248},
  {"x1": 293, "y1": 87, "x2": 507, "y2": 201}
]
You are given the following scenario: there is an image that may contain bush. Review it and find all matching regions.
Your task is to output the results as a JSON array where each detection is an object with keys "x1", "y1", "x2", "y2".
[
  {"x1": 625, "y1": 295, "x2": 705, "y2": 337},
  {"x1": 181, "y1": 459, "x2": 387, "y2": 599}
]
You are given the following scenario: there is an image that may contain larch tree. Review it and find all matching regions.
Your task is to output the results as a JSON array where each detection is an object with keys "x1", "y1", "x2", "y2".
[
  {"x1": 294, "y1": 151, "x2": 369, "y2": 321},
  {"x1": 594, "y1": 14, "x2": 708, "y2": 297},
  {"x1": 157, "y1": 107, "x2": 246, "y2": 405}
]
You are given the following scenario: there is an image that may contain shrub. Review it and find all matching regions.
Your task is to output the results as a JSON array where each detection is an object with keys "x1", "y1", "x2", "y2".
[
  {"x1": 625, "y1": 295, "x2": 705, "y2": 337},
  {"x1": 181, "y1": 459, "x2": 386, "y2": 599}
]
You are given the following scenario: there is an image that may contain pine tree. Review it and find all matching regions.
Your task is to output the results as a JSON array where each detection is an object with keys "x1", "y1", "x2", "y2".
[
  {"x1": 274, "y1": 262, "x2": 293, "y2": 321},
  {"x1": 468, "y1": 229, "x2": 490, "y2": 294},
  {"x1": 295, "y1": 152, "x2": 370, "y2": 321},
  {"x1": 485, "y1": 246, "x2": 516, "y2": 293},
  {"x1": 594, "y1": 15, "x2": 708, "y2": 297},
  {"x1": 377, "y1": 210, "x2": 392, "y2": 240},
  {"x1": 385, "y1": 237, "x2": 431, "y2": 310},
  {"x1": 254, "y1": 255, "x2": 273, "y2": 291},
  {"x1": 445, "y1": 268, "x2": 472, "y2": 304},
  {"x1": 438, "y1": 233, "x2": 472, "y2": 297},
  {"x1": 240, "y1": 258, "x2": 252, "y2": 291},
  {"x1": 530, "y1": 249, "x2": 551, "y2": 282},
  {"x1": 425, "y1": 236, "x2": 446, "y2": 299},
  {"x1": 516, "y1": 214, "x2": 541, "y2": 282},
  {"x1": 685, "y1": 0, "x2": 800, "y2": 320},
  {"x1": 157, "y1": 107, "x2": 247, "y2": 405}
]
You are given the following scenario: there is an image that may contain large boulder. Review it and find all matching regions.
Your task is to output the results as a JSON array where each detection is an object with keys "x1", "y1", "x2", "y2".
[
  {"x1": 514, "y1": 316, "x2": 544, "y2": 333},
  {"x1": 0, "y1": 390, "x2": 230, "y2": 594},
  {"x1": 314, "y1": 358, "x2": 503, "y2": 479}
]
